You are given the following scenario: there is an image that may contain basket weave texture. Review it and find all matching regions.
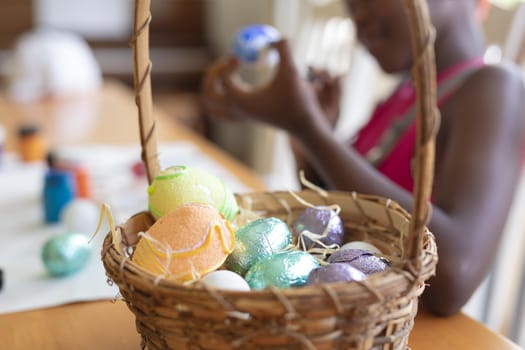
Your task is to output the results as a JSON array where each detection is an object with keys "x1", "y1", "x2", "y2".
[{"x1": 102, "y1": 0, "x2": 440, "y2": 349}]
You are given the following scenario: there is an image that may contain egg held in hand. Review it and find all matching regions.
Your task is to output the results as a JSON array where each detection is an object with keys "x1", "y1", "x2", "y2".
[
  {"x1": 224, "y1": 217, "x2": 291, "y2": 276},
  {"x1": 245, "y1": 250, "x2": 319, "y2": 290},
  {"x1": 292, "y1": 206, "x2": 344, "y2": 250},
  {"x1": 132, "y1": 203, "x2": 235, "y2": 282},
  {"x1": 41, "y1": 232, "x2": 92, "y2": 277},
  {"x1": 147, "y1": 165, "x2": 239, "y2": 221},
  {"x1": 233, "y1": 24, "x2": 280, "y2": 64}
]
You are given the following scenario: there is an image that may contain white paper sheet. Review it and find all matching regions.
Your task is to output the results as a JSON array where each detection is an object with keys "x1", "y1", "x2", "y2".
[{"x1": 0, "y1": 142, "x2": 249, "y2": 314}]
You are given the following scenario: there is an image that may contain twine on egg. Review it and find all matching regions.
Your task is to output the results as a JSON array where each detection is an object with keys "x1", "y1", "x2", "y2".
[{"x1": 131, "y1": 218, "x2": 235, "y2": 282}]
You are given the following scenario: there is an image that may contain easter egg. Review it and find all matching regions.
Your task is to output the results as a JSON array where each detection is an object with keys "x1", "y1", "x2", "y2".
[
  {"x1": 233, "y1": 24, "x2": 280, "y2": 64},
  {"x1": 292, "y1": 206, "x2": 344, "y2": 250},
  {"x1": 59, "y1": 198, "x2": 100, "y2": 236},
  {"x1": 245, "y1": 250, "x2": 319, "y2": 290},
  {"x1": 41, "y1": 232, "x2": 92, "y2": 277},
  {"x1": 224, "y1": 217, "x2": 291, "y2": 276},
  {"x1": 132, "y1": 203, "x2": 235, "y2": 282},
  {"x1": 340, "y1": 241, "x2": 382, "y2": 254},
  {"x1": 306, "y1": 263, "x2": 366, "y2": 285},
  {"x1": 200, "y1": 270, "x2": 250, "y2": 291},
  {"x1": 147, "y1": 165, "x2": 239, "y2": 221},
  {"x1": 328, "y1": 249, "x2": 389, "y2": 275}
]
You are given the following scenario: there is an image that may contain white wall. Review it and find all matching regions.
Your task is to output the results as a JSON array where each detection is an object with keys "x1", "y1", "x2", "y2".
[
  {"x1": 205, "y1": 0, "x2": 274, "y2": 57},
  {"x1": 34, "y1": 0, "x2": 132, "y2": 39}
]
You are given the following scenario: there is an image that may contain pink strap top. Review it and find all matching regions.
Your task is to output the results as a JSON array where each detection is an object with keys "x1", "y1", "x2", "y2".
[{"x1": 352, "y1": 58, "x2": 485, "y2": 192}]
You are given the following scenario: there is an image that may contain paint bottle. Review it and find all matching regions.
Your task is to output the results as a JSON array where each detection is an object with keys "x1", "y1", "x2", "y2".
[
  {"x1": 43, "y1": 169, "x2": 75, "y2": 223},
  {"x1": 47, "y1": 150, "x2": 92, "y2": 199},
  {"x1": 18, "y1": 125, "x2": 47, "y2": 162}
]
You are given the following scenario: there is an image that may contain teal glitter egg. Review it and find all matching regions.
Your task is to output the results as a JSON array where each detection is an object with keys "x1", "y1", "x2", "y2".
[
  {"x1": 41, "y1": 233, "x2": 92, "y2": 277},
  {"x1": 245, "y1": 250, "x2": 320, "y2": 290},
  {"x1": 224, "y1": 217, "x2": 291, "y2": 276}
]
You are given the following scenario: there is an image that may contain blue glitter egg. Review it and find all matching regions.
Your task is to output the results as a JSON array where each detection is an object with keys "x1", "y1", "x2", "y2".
[
  {"x1": 224, "y1": 217, "x2": 291, "y2": 276},
  {"x1": 245, "y1": 250, "x2": 319, "y2": 290},
  {"x1": 41, "y1": 232, "x2": 92, "y2": 277},
  {"x1": 233, "y1": 24, "x2": 280, "y2": 64}
]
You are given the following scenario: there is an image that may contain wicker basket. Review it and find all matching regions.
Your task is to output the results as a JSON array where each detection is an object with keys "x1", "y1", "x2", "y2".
[{"x1": 102, "y1": 0, "x2": 439, "y2": 349}]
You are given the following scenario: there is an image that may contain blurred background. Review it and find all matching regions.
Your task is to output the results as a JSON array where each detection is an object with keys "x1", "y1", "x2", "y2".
[{"x1": 0, "y1": 0, "x2": 524, "y2": 346}]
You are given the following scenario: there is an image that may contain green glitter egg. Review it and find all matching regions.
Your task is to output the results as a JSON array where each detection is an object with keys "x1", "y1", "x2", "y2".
[
  {"x1": 245, "y1": 250, "x2": 319, "y2": 290},
  {"x1": 224, "y1": 217, "x2": 291, "y2": 276},
  {"x1": 41, "y1": 233, "x2": 92, "y2": 277}
]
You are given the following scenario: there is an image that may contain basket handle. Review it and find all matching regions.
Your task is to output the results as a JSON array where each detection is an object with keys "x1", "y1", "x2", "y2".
[
  {"x1": 132, "y1": 0, "x2": 159, "y2": 184},
  {"x1": 404, "y1": 0, "x2": 438, "y2": 268}
]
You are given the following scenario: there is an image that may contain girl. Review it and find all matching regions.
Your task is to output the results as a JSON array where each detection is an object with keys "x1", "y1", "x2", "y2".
[{"x1": 202, "y1": 0, "x2": 525, "y2": 316}]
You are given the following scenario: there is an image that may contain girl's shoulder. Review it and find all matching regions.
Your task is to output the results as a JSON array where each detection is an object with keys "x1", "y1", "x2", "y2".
[
  {"x1": 443, "y1": 61, "x2": 524, "y2": 127},
  {"x1": 436, "y1": 60, "x2": 525, "y2": 162},
  {"x1": 468, "y1": 61, "x2": 524, "y2": 90}
]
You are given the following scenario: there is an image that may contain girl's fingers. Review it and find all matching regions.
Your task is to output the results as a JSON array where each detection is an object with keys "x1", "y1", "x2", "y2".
[
  {"x1": 202, "y1": 58, "x2": 249, "y2": 121},
  {"x1": 270, "y1": 39, "x2": 294, "y2": 69},
  {"x1": 219, "y1": 58, "x2": 249, "y2": 99},
  {"x1": 202, "y1": 63, "x2": 229, "y2": 119},
  {"x1": 203, "y1": 59, "x2": 230, "y2": 101}
]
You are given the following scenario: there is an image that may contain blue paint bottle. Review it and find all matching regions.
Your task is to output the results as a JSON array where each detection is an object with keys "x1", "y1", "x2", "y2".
[{"x1": 43, "y1": 170, "x2": 75, "y2": 224}]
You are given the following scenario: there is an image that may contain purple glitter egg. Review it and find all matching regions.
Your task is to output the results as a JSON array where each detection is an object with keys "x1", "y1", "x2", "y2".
[
  {"x1": 292, "y1": 207, "x2": 344, "y2": 250},
  {"x1": 306, "y1": 263, "x2": 366, "y2": 285},
  {"x1": 328, "y1": 249, "x2": 389, "y2": 275}
]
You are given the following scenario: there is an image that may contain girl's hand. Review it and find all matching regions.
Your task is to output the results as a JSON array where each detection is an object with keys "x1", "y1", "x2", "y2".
[
  {"x1": 202, "y1": 39, "x2": 330, "y2": 137},
  {"x1": 307, "y1": 67, "x2": 343, "y2": 129}
]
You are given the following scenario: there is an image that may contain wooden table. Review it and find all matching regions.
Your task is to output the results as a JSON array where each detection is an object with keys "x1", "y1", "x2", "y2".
[
  {"x1": 0, "y1": 81, "x2": 520, "y2": 350},
  {"x1": 1, "y1": 300, "x2": 520, "y2": 350}
]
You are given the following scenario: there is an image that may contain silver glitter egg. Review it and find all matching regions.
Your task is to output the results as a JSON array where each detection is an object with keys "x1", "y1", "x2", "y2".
[
  {"x1": 292, "y1": 206, "x2": 344, "y2": 250},
  {"x1": 327, "y1": 249, "x2": 389, "y2": 275},
  {"x1": 41, "y1": 232, "x2": 92, "y2": 277},
  {"x1": 224, "y1": 217, "x2": 291, "y2": 275},
  {"x1": 306, "y1": 263, "x2": 366, "y2": 285},
  {"x1": 245, "y1": 250, "x2": 319, "y2": 290}
]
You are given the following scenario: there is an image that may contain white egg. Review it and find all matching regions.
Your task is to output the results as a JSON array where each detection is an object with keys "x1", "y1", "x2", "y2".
[
  {"x1": 200, "y1": 270, "x2": 250, "y2": 291},
  {"x1": 200, "y1": 270, "x2": 252, "y2": 320},
  {"x1": 60, "y1": 199, "x2": 100, "y2": 236},
  {"x1": 341, "y1": 241, "x2": 382, "y2": 254}
]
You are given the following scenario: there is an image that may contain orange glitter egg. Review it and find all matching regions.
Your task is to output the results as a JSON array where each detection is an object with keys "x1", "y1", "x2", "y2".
[{"x1": 132, "y1": 203, "x2": 235, "y2": 282}]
